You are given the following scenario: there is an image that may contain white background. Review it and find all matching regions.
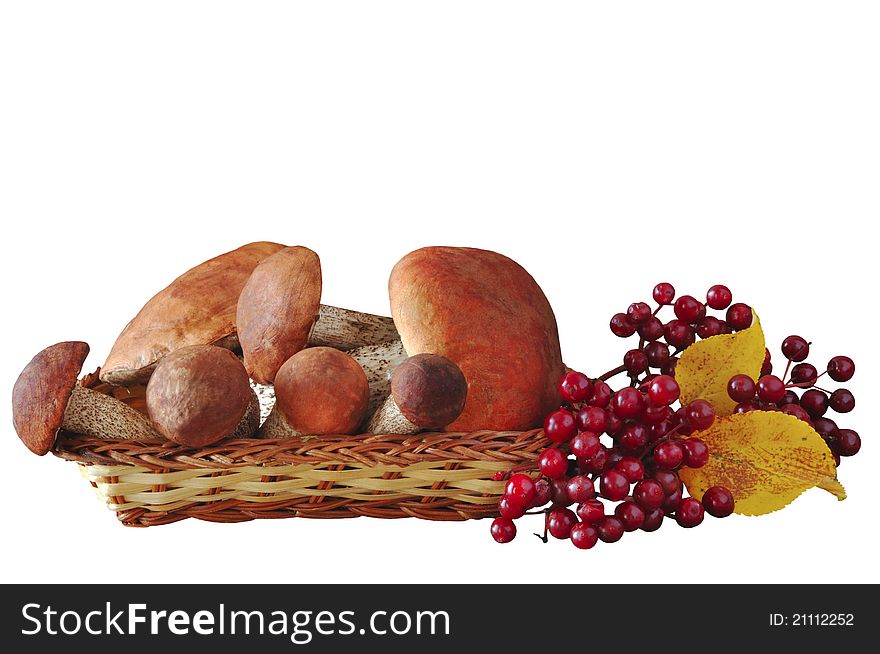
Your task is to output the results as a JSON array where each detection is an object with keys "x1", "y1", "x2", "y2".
[{"x1": 1, "y1": 1, "x2": 877, "y2": 584}]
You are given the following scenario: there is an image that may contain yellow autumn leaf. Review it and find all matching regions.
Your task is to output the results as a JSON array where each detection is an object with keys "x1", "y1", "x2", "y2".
[
  {"x1": 679, "y1": 411, "x2": 846, "y2": 516},
  {"x1": 676, "y1": 313, "x2": 765, "y2": 416}
]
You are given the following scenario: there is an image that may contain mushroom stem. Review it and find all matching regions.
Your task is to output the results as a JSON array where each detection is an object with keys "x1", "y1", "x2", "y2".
[
  {"x1": 61, "y1": 385, "x2": 163, "y2": 440},
  {"x1": 368, "y1": 396, "x2": 420, "y2": 435},
  {"x1": 258, "y1": 406, "x2": 305, "y2": 438},
  {"x1": 308, "y1": 305, "x2": 400, "y2": 351},
  {"x1": 348, "y1": 340, "x2": 408, "y2": 422}
]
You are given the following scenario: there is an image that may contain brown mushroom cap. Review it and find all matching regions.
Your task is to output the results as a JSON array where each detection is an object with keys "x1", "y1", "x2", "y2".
[
  {"x1": 391, "y1": 354, "x2": 467, "y2": 429},
  {"x1": 146, "y1": 345, "x2": 253, "y2": 447},
  {"x1": 101, "y1": 241, "x2": 286, "y2": 385},
  {"x1": 389, "y1": 246, "x2": 564, "y2": 431},
  {"x1": 273, "y1": 347, "x2": 369, "y2": 435},
  {"x1": 236, "y1": 246, "x2": 322, "y2": 384},
  {"x1": 12, "y1": 341, "x2": 90, "y2": 455}
]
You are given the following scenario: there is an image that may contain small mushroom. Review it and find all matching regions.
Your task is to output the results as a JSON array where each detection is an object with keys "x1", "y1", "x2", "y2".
[
  {"x1": 12, "y1": 341, "x2": 163, "y2": 455},
  {"x1": 368, "y1": 354, "x2": 467, "y2": 434},
  {"x1": 102, "y1": 242, "x2": 399, "y2": 386},
  {"x1": 146, "y1": 345, "x2": 259, "y2": 447},
  {"x1": 259, "y1": 347, "x2": 369, "y2": 438}
]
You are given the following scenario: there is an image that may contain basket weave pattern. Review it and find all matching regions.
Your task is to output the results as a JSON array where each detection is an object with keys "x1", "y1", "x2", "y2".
[{"x1": 54, "y1": 429, "x2": 547, "y2": 527}]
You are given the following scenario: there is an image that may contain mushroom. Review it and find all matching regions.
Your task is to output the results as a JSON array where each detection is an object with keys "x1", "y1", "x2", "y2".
[
  {"x1": 367, "y1": 354, "x2": 467, "y2": 434},
  {"x1": 146, "y1": 345, "x2": 259, "y2": 447},
  {"x1": 101, "y1": 242, "x2": 399, "y2": 386},
  {"x1": 259, "y1": 347, "x2": 369, "y2": 438},
  {"x1": 387, "y1": 246, "x2": 565, "y2": 431},
  {"x1": 12, "y1": 341, "x2": 163, "y2": 455}
]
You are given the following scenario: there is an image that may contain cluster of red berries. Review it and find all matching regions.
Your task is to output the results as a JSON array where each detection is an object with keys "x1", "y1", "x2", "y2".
[
  {"x1": 490, "y1": 364, "x2": 735, "y2": 547},
  {"x1": 609, "y1": 283, "x2": 750, "y2": 379},
  {"x1": 728, "y1": 335, "x2": 858, "y2": 465}
]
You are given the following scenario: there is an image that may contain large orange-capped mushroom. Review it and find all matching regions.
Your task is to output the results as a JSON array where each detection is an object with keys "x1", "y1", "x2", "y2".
[{"x1": 388, "y1": 246, "x2": 565, "y2": 431}]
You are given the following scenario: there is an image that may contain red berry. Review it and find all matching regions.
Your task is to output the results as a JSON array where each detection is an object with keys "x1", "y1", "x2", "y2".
[
  {"x1": 834, "y1": 429, "x2": 861, "y2": 456},
  {"x1": 544, "y1": 409, "x2": 577, "y2": 443},
  {"x1": 558, "y1": 371, "x2": 592, "y2": 403},
  {"x1": 644, "y1": 342, "x2": 671, "y2": 369},
  {"x1": 627, "y1": 301, "x2": 653, "y2": 324},
  {"x1": 624, "y1": 349, "x2": 649, "y2": 375},
  {"x1": 570, "y1": 522, "x2": 599, "y2": 549},
  {"x1": 619, "y1": 423, "x2": 649, "y2": 451},
  {"x1": 597, "y1": 516, "x2": 625, "y2": 543},
  {"x1": 588, "y1": 380, "x2": 612, "y2": 407},
  {"x1": 498, "y1": 496, "x2": 526, "y2": 519},
  {"x1": 549, "y1": 478, "x2": 573, "y2": 507},
  {"x1": 610, "y1": 313, "x2": 637, "y2": 338},
  {"x1": 640, "y1": 507, "x2": 664, "y2": 532},
  {"x1": 726, "y1": 303, "x2": 753, "y2": 331},
  {"x1": 614, "y1": 501, "x2": 645, "y2": 532},
  {"x1": 538, "y1": 448, "x2": 569, "y2": 479},
  {"x1": 504, "y1": 474, "x2": 536, "y2": 508},
  {"x1": 547, "y1": 507, "x2": 578, "y2": 539},
  {"x1": 571, "y1": 431, "x2": 601, "y2": 460},
  {"x1": 653, "y1": 470, "x2": 681, "y2": 496},
  {"x1": 604, "y1": 411, "x2": 623, "y2": 436},
  {"x1": 756, "y1": 375, "x2": 786, "y2": 404},
  {"x1": 695, "y1": 316, "x2": 726, "y2": 339},
  {"x1": 612, "y1": 387, "x2": 645, "y2": 419},
  {"x1": 682, "y1": 437, "x2": 710, "y2": 468},
  {"x1": 490, "y1": 517, "x2": 516, "y2": 543},
  {"x1": 577, "y1": 406, "x2": 608, "y2": 433},
  {"x1": 577, "y1": 499, "x2": 605, "y2": 524},
  {"x1": 638, "y1": 317, "x2": 665, "y2": 342},
  {"x1": 664, "y1": 320, "x2": 695, "y2": 349},
  {"x1": 633, "y1": 479, "x2": 665, "y2": 510},
  {"x1": 674, "y1": 295, "x2": 706, "y2": 323},
  {"x1": 727, "y1": 374, "x2": 756, "y2": 403},
  {"x1": 790, "y1": 363, "x2": 818, "y2": 386},
  {"x1": 734, "y1": 402, "x2": 758, "y2": 413},
  {"x1": 653, "y1": 282, "x2": 675, "y2": 305},
  {"x1": 565, "y1": 475, "x2": 595, "y2": 503},
  {"x1": 702, "y1": 486, "x2": 735, "y2": 517},
  {"x1": 615, "y1": 456, "x2": 645, "y2": 483},
  {"x1": 653, "y1": 440, "x2": 684, "y2": 470},
  {"x1": 800, "y1": 389, "x2": 828, "y2": 418},
  {"x1": 761, "y1": 348, "x2": 773, "y2": 376},
  {"x1": 685, "y1": 400, "x2": 715, "y2": 431},
  {"x1": 813, "y1": 417, "x2": 838, "y2": 436},
  {"x1": 660, "y1": 357, "x2": 679, "y2": 377},
  {"x1": 599, "y1": 469, "x2": 630, "y2": 501},
  {"x1": 580, "y1": 448, "x2": 608, "y2": 474},
  {"x1": 644, "y1": 404, "x2": 672, "y2": 424},
  {"x1": 531, "y1": 478, "x2": 552, "y2": 507},
  {"x1": 647, "y1": 374, "x2": 680, "y2": 406},
  {"x1": 706, "y1": 285, "x2": 732, "y2": 310},
  {"x1": 827, "y1": 356, "x2": 855, "y2": 382},
  {"x1": 675, "y1": 497, "x2": 705, "y2": 528},
  {"x1": 829, "y1": 389, "x2": 855, "y2": 413},
  {"x1": 661, "y1": 486, "x2": 683, "y2": 513},
  {"x1": 781, "y1": 335, "x2": 810, "y2": 362}
]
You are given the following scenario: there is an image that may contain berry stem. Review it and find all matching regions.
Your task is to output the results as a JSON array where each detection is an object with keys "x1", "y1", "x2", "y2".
[{"x1": 598, "y1": 364, "x2": 628, "y2": 382}]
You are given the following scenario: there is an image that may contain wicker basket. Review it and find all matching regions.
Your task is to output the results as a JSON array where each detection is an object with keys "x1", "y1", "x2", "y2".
[{"x1": 52, "y1": 428, "x2": 547, "y2": 527}]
